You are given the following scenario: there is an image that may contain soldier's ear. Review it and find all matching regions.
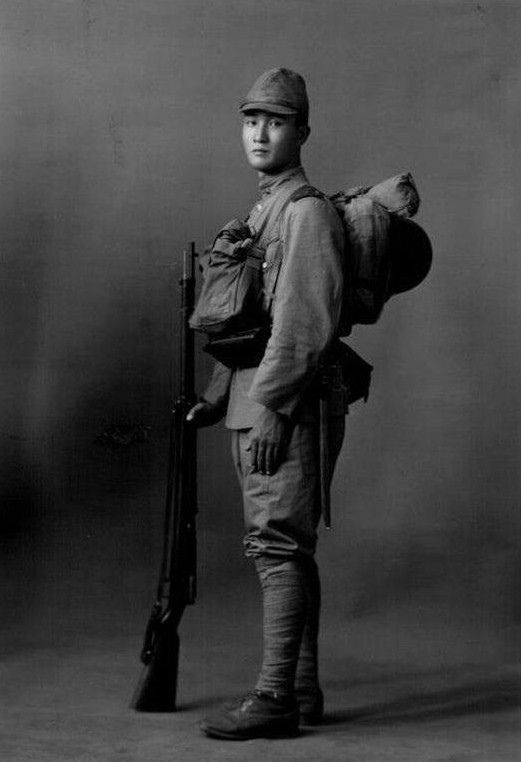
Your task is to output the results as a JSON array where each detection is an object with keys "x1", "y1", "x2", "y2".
[{"x1": 297, "y1": 125, "x2": 310, "y2": 145}]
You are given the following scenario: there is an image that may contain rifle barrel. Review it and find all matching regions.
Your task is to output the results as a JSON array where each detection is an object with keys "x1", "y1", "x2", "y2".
[{"x1": 131, "y1": 242, "x2": 198, "y2": 712}]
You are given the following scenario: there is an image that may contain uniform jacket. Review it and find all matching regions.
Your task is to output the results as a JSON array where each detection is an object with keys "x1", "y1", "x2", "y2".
[{"x1": 203, "y1": 165, "x2": 345, "y2": 429}]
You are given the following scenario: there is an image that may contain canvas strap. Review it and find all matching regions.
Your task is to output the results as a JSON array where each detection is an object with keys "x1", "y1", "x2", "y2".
[{"x1": 263, "y1": 185, "x2": 325, "y2": 312}]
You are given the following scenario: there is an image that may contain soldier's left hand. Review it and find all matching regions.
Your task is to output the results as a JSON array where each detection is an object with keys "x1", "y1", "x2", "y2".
[{"x1": 248, "y1": 408, "x2": 290, "y2": 475}]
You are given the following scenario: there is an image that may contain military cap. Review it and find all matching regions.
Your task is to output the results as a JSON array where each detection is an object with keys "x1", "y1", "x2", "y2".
[{"x1": 239, "y1": 67, "x2": 309, "y2": 122}]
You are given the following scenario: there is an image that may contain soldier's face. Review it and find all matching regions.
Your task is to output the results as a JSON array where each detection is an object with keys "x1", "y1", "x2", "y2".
[{"x1": 242, "y1": 111, "x2": 308, "y2": 175}]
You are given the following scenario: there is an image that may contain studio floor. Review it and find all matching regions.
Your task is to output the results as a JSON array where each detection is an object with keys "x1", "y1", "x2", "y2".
[{"x1": 1, "y1": 606, "x2": 519, "y2": 762}]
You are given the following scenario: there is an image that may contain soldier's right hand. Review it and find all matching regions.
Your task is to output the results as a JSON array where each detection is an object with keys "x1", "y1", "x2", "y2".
[{"x1": 186, "y1": 400, "x2": 225, "y2": 428}]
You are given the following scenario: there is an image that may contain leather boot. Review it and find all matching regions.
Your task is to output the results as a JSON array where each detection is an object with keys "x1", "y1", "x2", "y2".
[{"x1": 199, "y1": 689, "x2": 299, "y2": 740}]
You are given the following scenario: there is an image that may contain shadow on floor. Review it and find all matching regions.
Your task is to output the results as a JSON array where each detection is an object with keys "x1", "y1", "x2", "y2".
[
  {"x1": 172, "y1": 663, "x2": 521, "y2": 725},
  {"x1": 323, "y1": 666, "x2": 520, "y2": 726}
]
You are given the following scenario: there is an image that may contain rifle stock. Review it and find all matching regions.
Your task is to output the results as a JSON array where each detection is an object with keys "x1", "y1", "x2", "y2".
[
  {"x1": 131, "y1": 609, "x2": 180, "y2": 711},
  {"x1": 131, "y1": 243, "x2": 197, "y2": 712}
]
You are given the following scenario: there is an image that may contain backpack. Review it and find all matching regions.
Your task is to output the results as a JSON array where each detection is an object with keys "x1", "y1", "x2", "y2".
[
  {"x1": 189, "y1": 172, "x2": 432, "y2": 343},
  {"x1": 332, "y1": 173, "x2": 432, "y2": 333}
]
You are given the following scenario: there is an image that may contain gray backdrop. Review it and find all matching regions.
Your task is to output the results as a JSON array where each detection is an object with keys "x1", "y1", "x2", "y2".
[{"x1": 1, "y1": 0, "x2": 519, "y2": 667}]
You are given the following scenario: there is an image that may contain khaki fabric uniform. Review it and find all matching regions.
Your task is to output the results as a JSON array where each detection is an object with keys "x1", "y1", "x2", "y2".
[{"x1": 204, "y1": 165, "x2": 347, "y2": 558}]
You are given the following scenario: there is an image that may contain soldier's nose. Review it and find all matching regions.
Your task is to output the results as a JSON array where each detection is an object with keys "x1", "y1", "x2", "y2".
[{"x1": 254, "y1": 126, "x2": 268, "y2": 142}]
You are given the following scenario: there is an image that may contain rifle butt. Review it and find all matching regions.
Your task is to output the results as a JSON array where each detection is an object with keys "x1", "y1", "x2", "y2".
[{"x1": 130, "y1": 629, "x2": 180, "y2": 712}]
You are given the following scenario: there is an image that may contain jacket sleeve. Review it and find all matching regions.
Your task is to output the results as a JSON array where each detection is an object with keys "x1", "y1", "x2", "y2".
[
  {"x1": 202, "y1": 361, "x2": 233, "y2": 408},
  {"x1": 247, "y1": 196, "x2": 344, "y2": 418}
]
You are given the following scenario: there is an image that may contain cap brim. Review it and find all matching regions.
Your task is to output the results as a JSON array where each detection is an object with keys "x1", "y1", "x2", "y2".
[{"x1": 239, "y1": 101, "x2": 299, "y2": 115}]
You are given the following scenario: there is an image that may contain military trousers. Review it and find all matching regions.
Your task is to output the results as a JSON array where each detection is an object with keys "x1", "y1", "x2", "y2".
[{"x1": 231, "y1": 417, "x2": 345, "y2": 559}]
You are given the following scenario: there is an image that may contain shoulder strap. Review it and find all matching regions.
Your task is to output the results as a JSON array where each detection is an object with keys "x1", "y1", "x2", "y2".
[
  {"x1": 264, "y1": 184, "x2": 326, "y2": 310},
  {"x1": 288, "y1": 185, "x2": 325, "y2": 204},
  {"x1": 271, "y1": 185, "x2": 325, "y2": 237},
  {"x1": 274, "y1": 185, "x2": 325, "y2": 233}
]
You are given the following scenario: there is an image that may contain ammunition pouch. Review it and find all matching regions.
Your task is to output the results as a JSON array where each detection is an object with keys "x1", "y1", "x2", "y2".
[{"x1": 203, "y1": 324, "x2": 271, "y2": 369}]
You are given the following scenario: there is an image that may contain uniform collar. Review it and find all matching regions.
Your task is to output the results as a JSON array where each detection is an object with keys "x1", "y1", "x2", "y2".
[{"x1": 258, "y1": 165, "x2": 308, "y2": 197}]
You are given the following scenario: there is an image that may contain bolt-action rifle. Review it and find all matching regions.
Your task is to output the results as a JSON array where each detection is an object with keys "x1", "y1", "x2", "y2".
[{"x1": 131, "y1": 242, "x2": 198, "y2": 712}]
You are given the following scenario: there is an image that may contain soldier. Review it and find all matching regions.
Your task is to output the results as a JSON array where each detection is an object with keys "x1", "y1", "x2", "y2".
[{"x1": 187, "y1": 67, "x2": 348, "y2": 740}]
